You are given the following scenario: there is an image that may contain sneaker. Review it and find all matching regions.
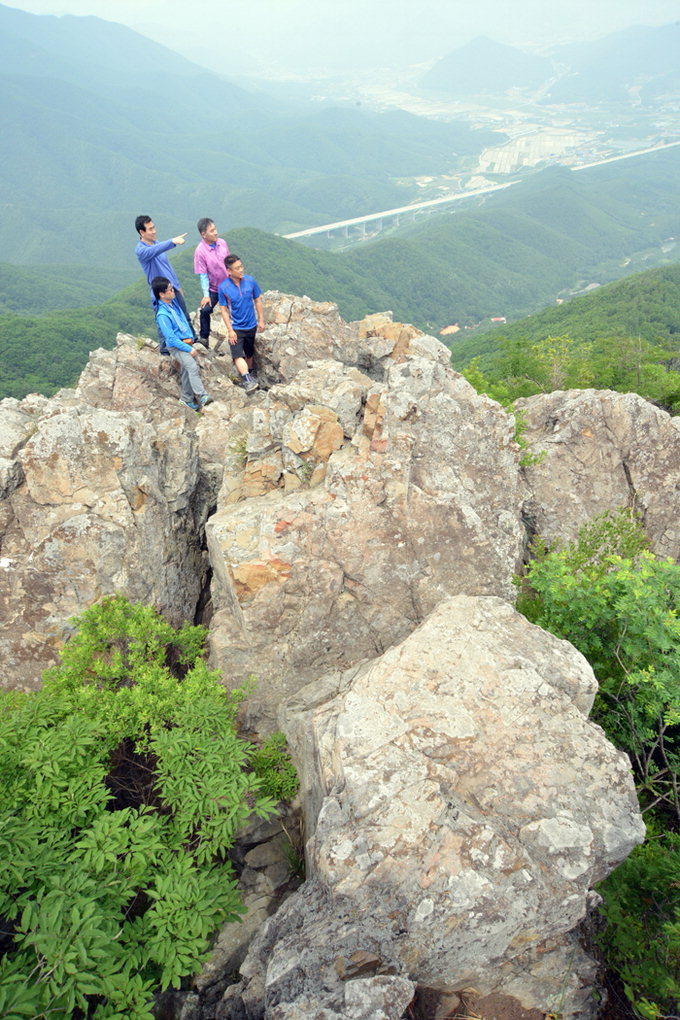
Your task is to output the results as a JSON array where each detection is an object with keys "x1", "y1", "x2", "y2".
[
  {"x1": 243, "y1": 376, "x2": 259, "y2": 394},
  {"x1": 179, "y1": 398, "x2": 200, "y2": 411},
  {"x1": 197, "y1": 338, "x2": 210, "y2": 349},
  {"x1": 200, "y1": 394, "x2": 214, "y2": 407}
]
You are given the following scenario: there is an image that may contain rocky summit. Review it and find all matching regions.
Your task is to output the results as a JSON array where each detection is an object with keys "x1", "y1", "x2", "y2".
[{"x1": 1, "y1": 293, "x2": 664, "y2": 1018}]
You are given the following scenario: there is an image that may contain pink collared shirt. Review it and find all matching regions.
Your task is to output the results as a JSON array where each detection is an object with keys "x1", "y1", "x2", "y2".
[{"x1": 194, "y1": 237, "x2": 230, "y2": 292}]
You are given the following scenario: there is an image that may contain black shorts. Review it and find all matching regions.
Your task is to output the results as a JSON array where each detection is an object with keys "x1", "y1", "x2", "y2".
[{"x1": 230, "y1": 327, "x2": 256, "y2": 361}]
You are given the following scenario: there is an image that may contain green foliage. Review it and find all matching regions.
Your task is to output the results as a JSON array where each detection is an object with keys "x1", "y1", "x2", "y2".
[
  {"x1": 519, "y1": 509, "x2": 679, "y2": 818},
  {"x1": 249, "y1": 732, "x2": 300, "y2": 803},
  {"x1": 453, "y1": 263, "x2": 680, "y2": 411},
  {"x1": 516, "y1": 509, "x2": 680, "y2": 1016},
  {"x1": 462, "y1": 357, "x2": 514, "y2": 405},
  {"x1": 512, "y1": 408, "x2": 547, "y2": 468},
  {"x1": 281, "y1": 823, "x2": 306, "y2": 883},
  {"x1": 0, "y1": 596, "x2": 276, "y2": 1020},
  {"x1": 597, "y1": 829, "x2": 680, "y2": 1018},
  {"x1": 463, "y1": 328, "x2": 680, "y2": 414}
]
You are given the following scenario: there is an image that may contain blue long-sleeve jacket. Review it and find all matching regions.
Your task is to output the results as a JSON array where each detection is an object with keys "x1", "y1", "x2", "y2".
[
  {"x1": 156, "y1": 300, "x2": 194, "y2": 353},
  {"x1": 135, "y1": 238, "x2": 181, "y2": 300}
]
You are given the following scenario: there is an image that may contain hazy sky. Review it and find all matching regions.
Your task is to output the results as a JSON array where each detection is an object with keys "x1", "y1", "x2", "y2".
[{"x1": 5, "y1": 0, "x2": 680, "y2": 75}]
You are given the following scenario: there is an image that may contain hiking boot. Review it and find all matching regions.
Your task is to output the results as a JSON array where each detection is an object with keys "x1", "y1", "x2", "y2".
[
  {"x1": 200, "y1": 394, "x2": 214, "y2": 407},
  {"x1": 179, "y1": 398, "x2": 200, "y2": 411},
  {"x1": 197, "y1": 338, "x2": 210, "y2": 349},
  {"x1": 243, "y1": 376, "x2": 259, "y2": 394}
]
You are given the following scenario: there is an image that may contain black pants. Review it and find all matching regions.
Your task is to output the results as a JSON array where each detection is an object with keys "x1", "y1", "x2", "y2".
[{"x1": 199, "y1": 291, "x2": 219, "y2": 343}]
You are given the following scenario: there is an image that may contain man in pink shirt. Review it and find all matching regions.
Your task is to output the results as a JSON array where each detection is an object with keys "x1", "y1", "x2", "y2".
[{"x1": 193, "y1": 218, "x2": 230, "y2": 348}]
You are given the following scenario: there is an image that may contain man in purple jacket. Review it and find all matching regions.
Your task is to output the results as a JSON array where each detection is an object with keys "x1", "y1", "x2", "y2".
[
  {"x1": 194, "y1": 218, "x2": 230, "y2": 349},
  {"x1": 135, "y1": 215, "x2": 196, "y2": 340}
]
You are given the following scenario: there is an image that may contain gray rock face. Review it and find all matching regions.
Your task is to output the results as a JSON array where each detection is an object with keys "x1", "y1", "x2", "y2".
[
  {"x1": 516, "y1": 388, "x2": 680, "y2": 557},
  {"x1": 223, "y1": 595, "x2": 643, "y2": 1020},
  {"x1": 0, "y1": 404, "x2": 205, "y2": 688},
  {"x1": 207, "y1": 324, "x2": 525, "y2": 728}
]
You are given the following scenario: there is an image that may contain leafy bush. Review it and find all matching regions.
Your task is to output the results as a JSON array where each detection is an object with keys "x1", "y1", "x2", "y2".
[
  {"x1": 0, "y1": 596, "x2": 278, "y2": 1020},
  {"x1": 517, "y1": 508, "x2": 680, "y2": 1016},
  {"x1": 519, "y1": 509, "x2": 679, "y2": 821},
  {"x1": 249, "y1": 732, "x2": 300, "y2": 802},
  {"x1": 597, "y1": 829, "x2": 680, "y2": 1019}
]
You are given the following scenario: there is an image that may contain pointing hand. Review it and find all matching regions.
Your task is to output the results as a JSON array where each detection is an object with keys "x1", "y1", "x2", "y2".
[{"x1": 172, "y1": 233, "x2": 188, "y2": 245}]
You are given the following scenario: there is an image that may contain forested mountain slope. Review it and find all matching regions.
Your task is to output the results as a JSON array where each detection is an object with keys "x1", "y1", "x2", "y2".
[
  {"x1": 450, "y1": 264, "x2": 680, "y2": 368},
  {"x1": 450, "y1": 264, "x2": 680, "y2": 411},
  {"x1": 0, "y1": 3, "x2": 498, "y2": 266},
  {"x1": 3, "y1": 140, "x2": 680, "y2": 401}
]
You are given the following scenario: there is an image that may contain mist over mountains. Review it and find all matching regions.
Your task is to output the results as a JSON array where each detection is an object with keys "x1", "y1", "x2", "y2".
[
  {"x1": 4, "y1": 2, "x2": 680, "y2": 271},
  {"x1": 421, "y1": 37, "x2": 554, "y2": 95},
  {"x1": 0, "y1": 3, "x2": 498, "y2": 265}
]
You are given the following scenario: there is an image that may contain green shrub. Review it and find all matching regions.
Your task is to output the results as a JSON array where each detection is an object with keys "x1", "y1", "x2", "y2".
[
  {"x1": 0, "y1": 596, "x2": 277, "y2": 1020},
  {"x1": 519, "y1": 509, "x2": 679, "y2": 821},
  {"x1": 516, "y1": 508, "x2": 680, "y2": 1016},
  {"x1": 249, "y1": 732, "x2": 300, "y2": 802},
  {"x1": 597, "y1": 829, "x2": 680, "y2": 1019}
]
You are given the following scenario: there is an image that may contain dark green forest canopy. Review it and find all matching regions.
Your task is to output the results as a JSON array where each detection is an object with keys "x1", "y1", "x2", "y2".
[
  {"x1": 0, "y1": 286, "x2": 152, "y2": 401},
  {"x1": 0, "y1": 263, "x2": 136, "y2": 314}
]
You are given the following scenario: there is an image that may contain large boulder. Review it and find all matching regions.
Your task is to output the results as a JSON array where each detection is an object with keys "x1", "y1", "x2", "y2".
[
  {"x1": 516, "y1": 388, "x2": 680, "y2": 557},
  {"x1": 219, "y1": 595, "x2": 644, "y2": 1020},
  {"x1": 206, "y1": 339, "x2": 526, "y2": 728}
]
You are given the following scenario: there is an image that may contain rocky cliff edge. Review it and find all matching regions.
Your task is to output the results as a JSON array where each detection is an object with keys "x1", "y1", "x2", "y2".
[{"x1": 1, "y1": 294, "x2": 665, "y2": 1018}]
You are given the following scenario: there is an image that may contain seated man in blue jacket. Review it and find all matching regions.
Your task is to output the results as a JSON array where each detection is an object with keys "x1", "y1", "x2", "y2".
[{"x1": 152, "y1": 276, "x2": 213, "y2": 411}]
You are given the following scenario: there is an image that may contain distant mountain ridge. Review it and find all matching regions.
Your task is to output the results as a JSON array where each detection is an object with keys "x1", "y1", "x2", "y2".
[
  {"x1": 547, "y1": 22, "x2": 680, "y2": 104},
  {"x1": 421, "y1": 21, "x2": 680, "y2": 105},
  {"x1": 421, "y1": 36, "x2": 554, "y2": 95},
  {"x1": 0, "y1": 2, "x2": 242, "y2": 93}
]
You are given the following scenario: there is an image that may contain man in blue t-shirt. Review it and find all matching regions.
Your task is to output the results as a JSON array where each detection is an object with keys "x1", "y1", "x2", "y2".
[{"x1": 217, "y1": 254, "x2": 264, "y2": 395}]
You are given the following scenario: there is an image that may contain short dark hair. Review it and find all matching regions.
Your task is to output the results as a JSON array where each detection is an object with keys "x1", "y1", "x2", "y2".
[
  {"x1": 135, "y1": 214, "x2": 152, "y2": 235},
  {"x1": 197, "y1": 217, "x2": 214, "y2": 235},
  {"x1": 224, "y1": 254, "x2": 240, "y2": 269},
  {"x1": 151, "y1": 276, "x2": 172, "y2": 301}
]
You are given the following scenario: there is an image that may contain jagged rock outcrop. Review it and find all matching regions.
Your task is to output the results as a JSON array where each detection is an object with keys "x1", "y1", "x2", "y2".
[
  {"x1": 0, "y1": 295, "x2": 661, "y2": 1018},
  {"x1": 206, "y1": 298, "x2": 525, "y2": 727},
  {"x1": 217, "y1": 595, "x2": 643, "y2": 1020},
  {"x1": 0, "y1": 400, "x2": 206, "y2": 687},
  {"x1": 516, "y1": 388, "x2": 680, "y2": 557}
]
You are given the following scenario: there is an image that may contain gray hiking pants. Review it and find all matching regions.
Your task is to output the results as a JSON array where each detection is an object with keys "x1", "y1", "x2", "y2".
[{"x1": 171, "y1": 349, "x2": 207, "y2": 403}]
